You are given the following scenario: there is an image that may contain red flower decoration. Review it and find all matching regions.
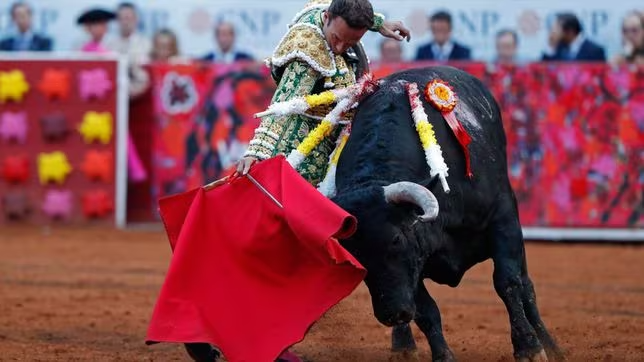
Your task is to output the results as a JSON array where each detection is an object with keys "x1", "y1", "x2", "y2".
[
  {"x1": 38, "y1": 68, "x2": 71, "y2": 100},
  {"x1": 81, "y1": 190, "x2": 113, "y2": 218},
  {"x1": 424, "y1": 79, "x2": 457, "y2": 112},
  {"x1": 81, "y1": 150, "x2": 113, "y2": 182},
  {"x1": 2, "y1": 155, "x2": 30, "y2": 183}
]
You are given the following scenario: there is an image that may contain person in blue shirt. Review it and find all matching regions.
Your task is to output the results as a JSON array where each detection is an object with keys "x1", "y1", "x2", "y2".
[
  {"x1": 0, "y1": 1, "x2": 53, "y2": 51},
  {"x1": 415, "y1": 10, "x2": 471, "y2": 62}
]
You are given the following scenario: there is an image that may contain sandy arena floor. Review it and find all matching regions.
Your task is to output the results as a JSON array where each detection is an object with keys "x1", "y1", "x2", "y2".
[{"x1": 0, "y1": 226, "x2": 643, "y2": 361}]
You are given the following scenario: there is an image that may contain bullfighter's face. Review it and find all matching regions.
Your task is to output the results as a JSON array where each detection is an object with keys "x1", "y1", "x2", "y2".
[{"x1": 322, "y1": 11, "x2": 368, "y2": 55}]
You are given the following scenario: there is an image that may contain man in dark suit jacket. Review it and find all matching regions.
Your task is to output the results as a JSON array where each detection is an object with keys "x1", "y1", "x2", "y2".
[
  {"x1": 541, "y1": 13, "x2": 606, "y2": 62},
  {"x1": 415, "y1": 10, "x2": 471, "y2": 61},
  {"x1": 201, "y1": 21, "x2": 253, "y2": 63},
  {"x1": 0, "y1": 2, "x2": 53, "y2": 51}
]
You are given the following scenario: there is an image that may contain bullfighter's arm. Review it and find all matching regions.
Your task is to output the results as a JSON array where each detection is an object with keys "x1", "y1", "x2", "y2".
[{"x1": 244, "y1": 60, "x2": 321, "y2": 160}]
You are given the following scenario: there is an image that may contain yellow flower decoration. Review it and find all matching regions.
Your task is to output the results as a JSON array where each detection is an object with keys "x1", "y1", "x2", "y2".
[
  {"x1": 425, "y1": 79, "x2": 457, "y2": 112},
  {"x1": 330, "y1": 133, "x2": 349, "y2": 165},
  {"x1": 38, "y1": 151, "x2": 72, "y2": 185},
  {"x1": 297, "y1": 119, "x2": 333, "y2": 155},
  {"x1": 305, "y1": 91, "x2": 336, "y2": 108},
  {"x1": 0, "y1": 70, "x2": 30, "y2": 103},
  {"x1": 416, "y1": 121, "x2": 437, "y2": 149},
  {"x1": 79, "y1": 111, "x2": 113, "y2": 144}
]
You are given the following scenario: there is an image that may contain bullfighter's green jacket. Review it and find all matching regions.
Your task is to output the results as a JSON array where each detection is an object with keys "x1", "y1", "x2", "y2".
[{"x1": 243, "y1": 0, "x2": 385, "y2": 186}]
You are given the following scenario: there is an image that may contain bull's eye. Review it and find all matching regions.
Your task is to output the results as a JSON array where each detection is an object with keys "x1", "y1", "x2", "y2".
[{"x1": 391, "y1": 235, "x2": 404, "y2": 248}]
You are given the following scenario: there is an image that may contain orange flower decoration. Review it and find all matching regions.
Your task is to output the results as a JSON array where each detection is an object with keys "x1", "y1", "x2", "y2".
[
  {"x1": 38, "y1": 68, "x2": 71, "y2": 100},
  {"x1": 424, "y1": 79, "x2": 457, "y2": 112}
]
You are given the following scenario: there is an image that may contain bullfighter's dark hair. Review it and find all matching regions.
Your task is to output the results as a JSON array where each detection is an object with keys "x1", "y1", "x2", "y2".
[
  {"x1": 496, "y1": 29, "x2": 519, "y2": 45},
  {"x1": 430, "y1": 10, "x2": 453, "y2": 28},
  {"x1": 557, "y1": 13, "x2": 583, "y2": 35},
  {"x1": 327, "y1": 0, "x2": 375, "y2": 30}
]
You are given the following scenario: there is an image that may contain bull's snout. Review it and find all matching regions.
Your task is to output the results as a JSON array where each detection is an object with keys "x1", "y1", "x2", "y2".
[{"x1": 382, "y1": 307, "x2": 415, "y2": 327}]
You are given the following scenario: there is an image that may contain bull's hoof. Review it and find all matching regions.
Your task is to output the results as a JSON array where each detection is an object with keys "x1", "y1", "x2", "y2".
[
  {"x1": 545, "y1": 346, "x2": 566, "y2": 361},
  {"x1": 184, "y1": 343, "x2": 221, "y2": 361},
  {"x1": 391, "y1": 324, "x2": 417, "y2": 352},
  {"x1": 389, "y1": 349, "x2": 420, "y2": 362},
  {"x1": 432, "y1": 349, "x2": 456, "y2": 362},
  {"x1": 516, "y1": 349, "x2": 548, "y2": 362}
]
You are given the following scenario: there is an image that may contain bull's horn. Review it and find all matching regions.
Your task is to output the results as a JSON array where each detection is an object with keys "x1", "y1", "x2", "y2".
[{"x1": 383, "y1": 182, "x2": 439, "y2": 222}]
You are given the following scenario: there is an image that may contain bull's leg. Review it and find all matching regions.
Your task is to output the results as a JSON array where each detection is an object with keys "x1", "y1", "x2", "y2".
[
  {"x1": 521, "y1": 274, "x2": 564, "y2": 360},
  {"x1": 392, "y1": 323, "x2": 417, "y2": 352},
  {"x1": 489, "y1": 202, "x2": 547, "y2": 361},
  {"x1": 413, "y1": 283, "x2": 455, "y2": 362}
]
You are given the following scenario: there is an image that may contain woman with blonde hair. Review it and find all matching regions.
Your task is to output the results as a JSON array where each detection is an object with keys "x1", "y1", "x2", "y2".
[{"x1": 150, "y1": 28, "x2": 185, "y2": 63}]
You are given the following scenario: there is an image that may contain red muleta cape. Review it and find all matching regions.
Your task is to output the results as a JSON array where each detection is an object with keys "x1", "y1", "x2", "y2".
[{"x1": 146, "y1": 156, "x2": 366, "y2": 362}]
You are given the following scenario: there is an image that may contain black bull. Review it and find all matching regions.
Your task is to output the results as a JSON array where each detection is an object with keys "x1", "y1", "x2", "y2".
[{"x1": 332, "y1": 66, "x2": 563, "y2": 361}]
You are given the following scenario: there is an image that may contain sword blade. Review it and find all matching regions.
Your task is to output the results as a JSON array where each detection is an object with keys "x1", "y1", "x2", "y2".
[{"x1": 246, "y1": 173, "x2": 284, "y2": 209}]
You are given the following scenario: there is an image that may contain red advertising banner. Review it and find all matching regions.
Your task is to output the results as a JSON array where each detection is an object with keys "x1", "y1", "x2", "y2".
[
  {"x1": 150, "y1": 62, "x2": 643, "y2": 230},
  {"x1": 0, "y1": 56, "x2": 125, "y2": 226}
]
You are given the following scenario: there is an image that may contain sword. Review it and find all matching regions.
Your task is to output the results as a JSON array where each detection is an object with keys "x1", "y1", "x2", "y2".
[
  {"x1": 246, "y1": 173, "x2": 284, "y2": 209},
  {"x1": 203, "y1": 173, "x2": 283, "y2": 209}
]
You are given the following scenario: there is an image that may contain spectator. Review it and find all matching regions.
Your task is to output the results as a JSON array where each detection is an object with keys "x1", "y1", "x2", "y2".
[
  {"x1": 201, "y1": 21, "x2": 253, "y2": 63},
  {"x1": 415, "y1": 10, "x2": 471, "y2": 61},
  {"x1": 76, "y1": 8, "x2": 115, "y2": 53},
  {"x1": 542, "y1": 13, "x2": 606, "y2": 62},
  {"x1": 150, "y1": 28, "x2": 183, "y2": 62},
  {"x1": 379, "y1": 38, "x2": 403, "y2": 63},
  {"x1": 106, "y1": 3, "x2": 152, "y2": 100},
  {"x1": 494, "y1": 29, "x2": 519, "y2": 65},
  {"x1": 0, "y1": 1, "x2": 52, "y2": 51},
  {"x1": 106, "y1": 2, "x2": 152, "y2": 64},
  {"x1": 612, "y1": 11, "x2": 644, "y2": 65}
]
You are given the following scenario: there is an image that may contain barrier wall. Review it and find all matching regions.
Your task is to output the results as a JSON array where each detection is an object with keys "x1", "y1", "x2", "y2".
[
  {"x1": 0, "y1": 54, "x2": 128, "y2": 228},
  {"x1": 150, "y1": 61, "x2": 643, "y2": 239}
]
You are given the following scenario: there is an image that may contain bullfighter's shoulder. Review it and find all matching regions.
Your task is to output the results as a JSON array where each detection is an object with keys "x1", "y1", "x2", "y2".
[{"x1": 270, "y1": 14, "x2": 337, "y2": 77}]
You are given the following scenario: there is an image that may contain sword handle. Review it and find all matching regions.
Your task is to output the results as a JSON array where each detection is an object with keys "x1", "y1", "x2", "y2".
[{"x1": 203, "y1": 175, "x2": 231, "y2": 191}]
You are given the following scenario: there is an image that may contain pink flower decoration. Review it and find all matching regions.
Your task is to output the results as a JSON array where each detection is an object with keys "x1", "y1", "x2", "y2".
[
  {"x1": 0, "y1": 111, "x2": 28, "y2": 143},
  {"x1": 78, "y1": 68, "x2": 113, "y2": 100},
  {"x1": 41, "y1": 189, "x2": 73, "y2": 219}
]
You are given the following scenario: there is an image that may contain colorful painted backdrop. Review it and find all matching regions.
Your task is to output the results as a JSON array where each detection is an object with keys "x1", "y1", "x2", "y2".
[
  {"x1": 150, "y1": 62, "x2": 643, "y2": 229},
  {"x1": 0, "y1": 59, "x2": 119, "y2": 225}
]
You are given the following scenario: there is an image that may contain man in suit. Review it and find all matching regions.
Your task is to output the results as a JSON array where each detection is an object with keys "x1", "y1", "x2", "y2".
[
  {"x1": 541, "y1": 13, "x2": 606, "y2": 62},
  {"x1": 415, "y1": 10, "x2": 471, "y2": 62},
  {"x1": 0, "y1": 1, "x2": 53, "y2": 51},
  {"x1": 495, "y1": 29, "x2": 520, "y2": 65},
  {"x1": 201, "y1": 21, "x2": 254, "y2": 63}
]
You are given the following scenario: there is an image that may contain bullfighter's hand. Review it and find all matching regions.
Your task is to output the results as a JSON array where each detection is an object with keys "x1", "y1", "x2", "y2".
[
  {"x1": 380, "y1": 20, "x2": 411, "y2": 42},
  {"x1": 235, "y1": 156, "x2": 258, "y2": 176}
]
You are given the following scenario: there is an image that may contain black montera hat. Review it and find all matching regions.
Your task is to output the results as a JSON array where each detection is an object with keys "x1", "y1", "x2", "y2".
[{"x1": 77, "y1": 9, "x2": 116, "y2": 25}]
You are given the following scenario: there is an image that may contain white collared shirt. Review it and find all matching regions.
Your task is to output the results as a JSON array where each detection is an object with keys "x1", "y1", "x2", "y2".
[
  {"x1": 431, "y1": 41, "x2": 454, "y2": 61},
  {"x1": 214, "y1": 48, "x2": 237, "y2": 64},
  {"x1": 106, "y1": 32, "x2": 152, "y2": 64}
]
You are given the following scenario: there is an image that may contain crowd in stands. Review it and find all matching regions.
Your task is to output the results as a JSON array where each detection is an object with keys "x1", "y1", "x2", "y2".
[
  {"x1": 375, "y1": 10, "x2": 644, "y2": 66},
  {"x1": 2, "y1": 1, "x2": 644, "y2": 67}
]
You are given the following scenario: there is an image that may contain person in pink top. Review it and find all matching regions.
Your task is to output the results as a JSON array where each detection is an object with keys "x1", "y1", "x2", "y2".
[{"x1": 77, "y1": 9, "x2": 115, "y2": 53}]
